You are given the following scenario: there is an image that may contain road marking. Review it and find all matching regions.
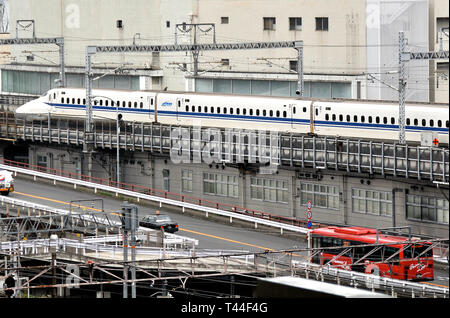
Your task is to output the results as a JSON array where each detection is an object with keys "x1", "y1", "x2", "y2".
[
  {"x1": 14, "y1": 191, "x2": 119, "y2": 215},
  {"x1": 179, "y1": 228, "x2": 276, "y2": 251}
]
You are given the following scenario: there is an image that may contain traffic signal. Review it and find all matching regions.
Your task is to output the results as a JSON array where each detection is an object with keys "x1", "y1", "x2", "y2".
[{"x1": 120, "y1": 202, "x2": 139, "y2": 231}]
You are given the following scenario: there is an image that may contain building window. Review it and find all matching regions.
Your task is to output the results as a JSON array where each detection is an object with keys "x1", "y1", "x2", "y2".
[
  {"x1": 166, "y1": 21, "x2": 170, "y2": 28},
  {"x1": 162, "y1": 169, "x2": 170, "y2": 192},
  {"x1": 289, "y1": 17, "x2": 302, "y2": 31},
  {"x1": 181, "y1": 170, "x2": 193, "y2": 192},
  {"x1": 352, "y1": 189, "x2": 392, "y2": 217},
  {"x1": 289, "y1": 60, "x2": 298, "y2": 72},
  {"x1": 315, "y1": 17, "x2": 329, "y2": 31},
  {"x1": 203, "y1": 173, "x2": 238, "y2": 198},
  {"x1": 407, "y1": 194, "x2": 449, "y2": 224},
  {"x1": 250, "y1": 177, "x2": 288, "y2": 203},
  {"x1": 263, "y1": 17, "x2": 276, "y2": 30},
  {"x1": 221, "y1": 17, "x2": 229, "y2": 24},
  {"x1": 37, "y1": 155, "x2": 47, "y2": 168},
  {"x1": 300, "y1": 183, "x2": 339, "y2": 210}
]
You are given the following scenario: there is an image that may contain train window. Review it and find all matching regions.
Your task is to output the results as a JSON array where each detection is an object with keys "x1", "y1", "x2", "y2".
[
  {"x1": 430, "y1": 119, "x2": 434, "y2": 127},
  {"x1": 204, "y1": 106, "x2": 208, "y2": 113},
  {"x1": 438, "y1": 120, "x2": 442, "y2": 127},
  {"x1": 100, "y1": 100, "x2": 104, "y2": 106},
  {"x1": 315, "y1": 108, "x2": 319, "y2": 116},
  {"x1": 376, "y1": 116, "x2": 380, "y2": 124},
  {"x1": 325, "y1": 114, "x2": 329, "y2": 121},
  {"x1": 368, "y1": 116, "x2": 372, "y2": 123},
  {"x1": 276, "y1": 110, "x2": 280, "y2": 117},
  {"x1": 250, "y1": 109, "x2": 253, "y2": 116},
  {"x1": 293, "y1": 107, "x2": 296, "y2": 114},
  {"x1": 383, "y1": 117, "x2": 387, "y2": 124},
  {"x1": 77, "y1": 98, "x2": 80, "y2": 105},
  {"x1": 83, "y1": 99, "x2": 86, "y2": 105},
  {"x1": 243, "y1": 108, "x2": 246, "y2": 115},
  {"x1": 122, "y1": 101, "x2": 126, "y2": 107},
  {"x1": 94, "y1": 100, "x2": 98, "y2": 106},
  {"x1": 151, "y1": 99, "x2": 154, "y2": 106},
  {"x1": 61, "y1": 98, "x2": 64, "y2": 103},
  {"x1": 72, "y1": 98, "x2": 75, "y2": 104},
  {"x1": 391, "y1": 117, "x2": 395, "y2": 125},
  {"x1": 210, "y1": 107, "x2": 214, "y2": 114},
  {"x1": 217, "y1": 107, "x2": 220, "y2": 114},
  {"x1": 346, "y1": 115, "x2": 350, "y2": 122},
  {"x1": 339, "y1": 114, "x2": 343, "y2": 121},
  {"x1": 198, "y1": 106, "x2": 201, "y2": 112},
  {"x1": 140, "y1": 102, "x2": 143, "y2": 108},
  {"x1": 178, "y1": 100, "x2": 181, "y2": 107},
  {"x1": 354, "y1": 115, "x2": 358, "y2": 122},
  {"x1": 283, "y1": 111, "x2": 287, "y2": 118},
  {"x1": 256, "y1": 109, "x2": 260, "y2": 116},
  {"x1": 127, "y1": 102, "x2": 131, "y2": 108},
  {"x1": 236, "y1": 108, "x2": 240, "y2": 115},
  {"x1": 406, "y1": 118, "x2": 410, "y2": 125},
  {"x1": 332, "y1": 114, "x2": 336, "y2": 121},
  {"x1": 270, "y1": 110, "x2": 273, "y2": 117},
  {"x1": 223, "y1": 107, "x2": 227, "y2": 114},
  {"x1": 446, "y1": 120, "x2": 449, "y2": 128},
  {"x1": 105, "y1": 100, "x2": 109, "y2": 106},
  {"x1": 303, "y1": 107, "x2": 307, "y2": 112},
  {"x1": 186, "y1": 106, "x2": 189, "y2": 112},
  {"x1": 422, "y1": 119, "x2": 426, "y2": 126},
  {"x1": 191, "y1": 106, "x2": 195, "y2": 112},
  {"x1": 67, "y1": 98, "x2": 71, "y2": 104},
  {"x1": 263, "y1": 110, "x2": 267, "y2": 116},
  {"x1": 414, "y1": 118, "x2": 418, "y2": 126},
  {"x1": 134, "y1": 102, "x2": 137, "y2": 108},
  {"x1": 230, "y1": 108, "x2": 233, "y2": 114},
  {"x1": 54, "y1": 93, "x2": 56, "y2": 99},
  {"x1": 361, "y1": 116, "x2": 365, "y2": 123}
]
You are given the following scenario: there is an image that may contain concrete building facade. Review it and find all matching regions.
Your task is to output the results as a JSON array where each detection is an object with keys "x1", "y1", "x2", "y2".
[{"x1": 0, "y1": 0, "x2": 446, "y2": 102}]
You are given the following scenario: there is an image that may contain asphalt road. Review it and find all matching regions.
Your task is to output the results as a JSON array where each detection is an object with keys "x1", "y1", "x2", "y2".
[{"x1": 7, "y1": 176, "x2": 449, "y2": 288}]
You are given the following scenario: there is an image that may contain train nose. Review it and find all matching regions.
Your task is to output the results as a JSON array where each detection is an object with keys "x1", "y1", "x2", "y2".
[{"x1": 15, "y1": 100, "x2": 52, "y2": 119}]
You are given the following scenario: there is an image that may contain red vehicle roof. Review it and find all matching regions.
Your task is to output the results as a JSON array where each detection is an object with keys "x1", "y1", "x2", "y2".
[{"x1": 312, "y1": 226, "x2": 419, "y2": 246}]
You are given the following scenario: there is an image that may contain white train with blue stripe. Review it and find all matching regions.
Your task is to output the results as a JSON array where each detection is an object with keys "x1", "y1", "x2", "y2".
[{"x1": 15, "y1": 87, "x2": 449, "y2": 145}]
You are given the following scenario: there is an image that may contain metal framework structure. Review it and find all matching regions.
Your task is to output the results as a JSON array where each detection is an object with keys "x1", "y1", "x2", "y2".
[
  {"x1": 3, "y1": 116, "x2": 448, "y2": 183},
  {"x1": 84, "y1": 40, "x2": 304, "y2": 140},
  {"x1": 1, "y1": 20, "x2": 65, "y2": 88},
  {"x1": 1, "y1": 238, "x2": 448, "y2": 298},
  {"x1": 398, "y1": 31, "x2": 449, "y2": 144}
]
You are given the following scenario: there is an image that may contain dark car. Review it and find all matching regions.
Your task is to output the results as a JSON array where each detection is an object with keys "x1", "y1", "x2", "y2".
[{"x1": 139, "y1": 214, "x2": 179, "y2": 233}]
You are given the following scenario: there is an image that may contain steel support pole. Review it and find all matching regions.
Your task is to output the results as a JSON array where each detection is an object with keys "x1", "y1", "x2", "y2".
[
  {"x1": 295, "y1": 41, "x2": 304, "y2": 96},
  {"x1": 56, "y1": 38, "x2": 66, "y2": 87},
  {"x1": 398, "y1": 32, "x2": 408, "y2": 144}
]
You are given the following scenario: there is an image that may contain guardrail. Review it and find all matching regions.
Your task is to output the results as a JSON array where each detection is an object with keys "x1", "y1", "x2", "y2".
[
  {"x1": 0, "y1": 195, "x2": 198, "y2": 248},
  {"x1": 0, "y1": 158, "x2": 312, "y2": 234},
  {"x1": 0, "y1": 236, "x2": 250, "y2": 262}
]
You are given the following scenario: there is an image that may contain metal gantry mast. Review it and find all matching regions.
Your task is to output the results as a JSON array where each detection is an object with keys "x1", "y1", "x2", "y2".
[
  {"x1": 398, "y1": 31, "x2": 449, "y2": 144},
  {"x1": 83, "y1": 40, "x2": 304, "y2": 170},
  {"x1": 0, "y1": 20, "x2": 66, "y2": 87}
]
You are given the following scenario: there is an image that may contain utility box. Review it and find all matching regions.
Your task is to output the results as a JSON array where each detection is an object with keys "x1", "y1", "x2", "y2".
[{"x1": 421, "y1": 132, "x2": 439, "y2": 147}]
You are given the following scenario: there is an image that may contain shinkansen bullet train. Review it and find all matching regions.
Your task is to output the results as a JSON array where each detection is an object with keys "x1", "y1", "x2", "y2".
[{"x1": 15, "y1": 87, "x2": 449, "y2": 145}]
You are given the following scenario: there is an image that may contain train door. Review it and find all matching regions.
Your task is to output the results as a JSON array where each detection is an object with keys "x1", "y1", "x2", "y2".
[
  {"x1": 176, "y1": 98, "x2": 182, "y2": 122},
  {"x1": 289, "y1": 103, "x2": 295, "y2": 129},
  {"x1": 149, "y1": 94, "x2": 157, "y2": 123},
  {"x1": 311, "y1": 103, "x2": 321, "y2": 134}
]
